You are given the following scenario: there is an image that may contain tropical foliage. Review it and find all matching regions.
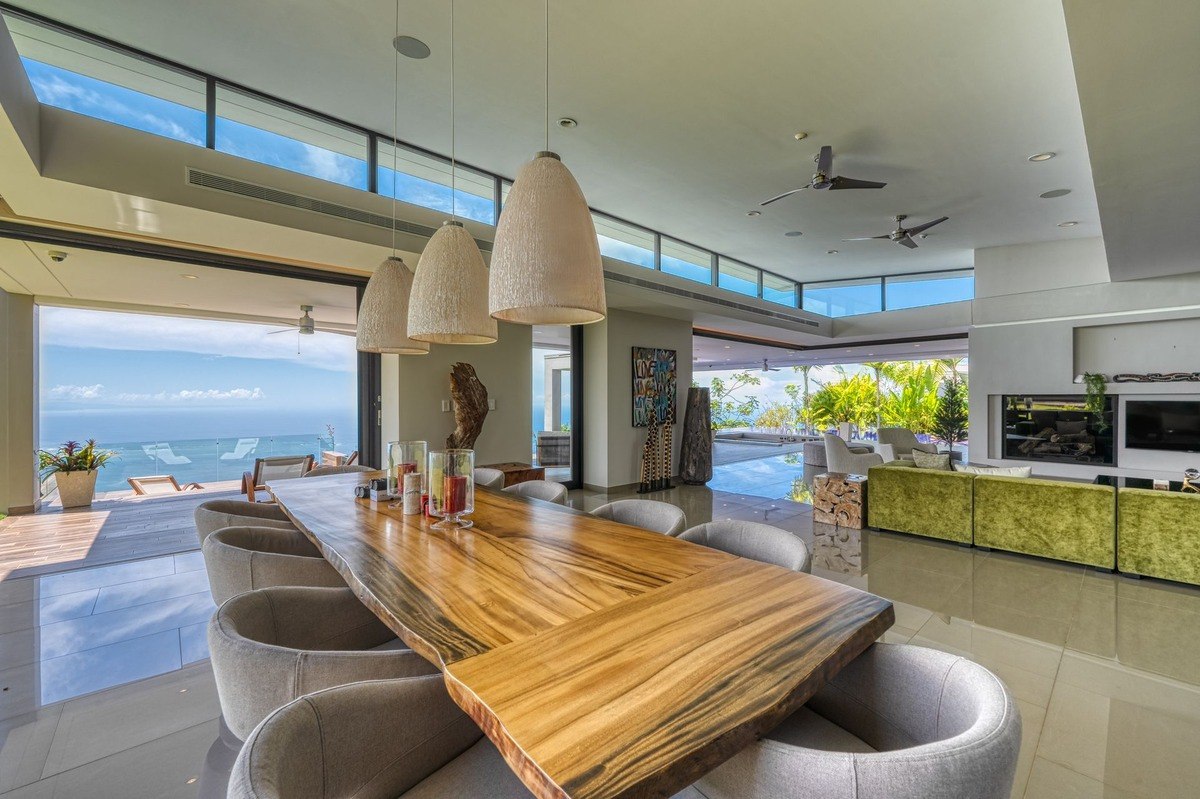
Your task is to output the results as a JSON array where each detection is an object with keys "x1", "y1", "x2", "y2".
[
  {"x1": 37, "y1": 439, "x2": 116, "y2": 475},
  {"x1": 807, "y1": 369, "x2": 879, "y2": 430},
  {"x1": 706, "y1": 371, "x2": 762, "y2": 429}
]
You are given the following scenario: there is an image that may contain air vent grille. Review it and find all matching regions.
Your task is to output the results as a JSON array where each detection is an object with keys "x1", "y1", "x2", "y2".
[
  {"x1": 186, "y1": 168, "x2": 491, "y2": 251},
  {"x1": 603, "y1": 272, "x2": 821, "y2": 328}
]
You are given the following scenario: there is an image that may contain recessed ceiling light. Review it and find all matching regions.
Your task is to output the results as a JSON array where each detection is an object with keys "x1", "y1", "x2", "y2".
[
  {"x1": 393, "y1": 35, "x2": 430, "y2": 59},
  {"x1": 794, "y1": 131, "x2": 808, "y2": 141},
  {"x1": 746, "y1": 210, "x2": 762, "y2": 217},
  {"x1": 186, "y1": 778, "x2": 198, "y2": 785},
  {"x1": 557, "y1": 117, "x2": 578, "y2": 129},
  {"x1": 914, "y1": 344, "x2": 921, "y2": 348},
  {"x1": 180, "y1": 274, "x2": 198, "y2": 280},
  {"x1": 827, "y1": 249, "x2": 839, "y2": 255},
  {"x1": 1057, "y1": 220, "x2": 1079, "y2": 227},
  {"x1": 1028, "y1": 152, "x2": 1056, "y2": 162},
  {"x1": 784, "y1": 230, "x2": 803, "y2": 237},
  {"x1": 1040, "y1": 188, "x2": 1071, "y2": 199},
  {"x1": 724, "y1": 345, "x2": 731, "y2": 349}
]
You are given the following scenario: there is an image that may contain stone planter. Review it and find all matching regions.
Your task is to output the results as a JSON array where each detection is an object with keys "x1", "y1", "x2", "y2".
[{"x1": 54, "y1": 469, "x2": 99, "y2": 509}]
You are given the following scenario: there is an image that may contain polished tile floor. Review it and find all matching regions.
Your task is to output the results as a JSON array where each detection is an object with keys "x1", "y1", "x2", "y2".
[{"x1": 2, "y1": 474, "x2": 1199, "y2": 798}]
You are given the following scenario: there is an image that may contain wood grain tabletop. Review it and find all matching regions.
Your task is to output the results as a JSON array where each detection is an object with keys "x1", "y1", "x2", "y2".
[{"x1": 271, "y1": 471, "x2": 894, "y2": 799}]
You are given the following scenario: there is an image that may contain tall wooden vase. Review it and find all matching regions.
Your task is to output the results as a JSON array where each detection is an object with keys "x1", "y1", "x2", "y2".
[{"x1": 679, "y1": 387, "x2": 713, "y2": 485}]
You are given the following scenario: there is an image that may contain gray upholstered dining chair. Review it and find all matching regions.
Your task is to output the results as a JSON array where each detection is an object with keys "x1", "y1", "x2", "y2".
[
  {"x1": 591, "y1": 499, "x2": 687, "y2": 536},
  {"x1": 823, "y1": 433, "x2": 886, "y2": 474},
  {"x1": 503, "y1": 479, "x2": 568, "y2": 504},
  {"x1": 878, "y1": 427, "x2": 939, "y2": 461},
  {"x1": 194, "y1": 498, "x2": 295, "y2": 545},
  {"x1": 209, "y1": 586, "x2": 438, "y2": 741},
  {"x1": 691, "y1": 643, "x2": 1022, "y2": 799},
  {"x1": 227, "y1": 675, "x2": 536, "y2": 799},
  {"x1": 201, "y1": 526, "x2": 345, "y2": 604},
  {"x1": 304, "y1": 464, "x2": 374, "y2": 477},
  {"x1": 474, "y1": 467, "x2": 506, "y2": 489},
  {"x1": 679, "y1": 520, "x2": 811, "y2": 573}
]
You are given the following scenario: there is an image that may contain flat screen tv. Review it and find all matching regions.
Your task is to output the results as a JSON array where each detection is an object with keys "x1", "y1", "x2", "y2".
[{"x1": 1125, "y1": 400, "x2": 1200, "y2": 453}]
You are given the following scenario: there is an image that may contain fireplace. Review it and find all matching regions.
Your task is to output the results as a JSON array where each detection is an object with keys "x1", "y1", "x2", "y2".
[{"x1": 1002, "y1": 395, "x2": 1117, "y2": 465}]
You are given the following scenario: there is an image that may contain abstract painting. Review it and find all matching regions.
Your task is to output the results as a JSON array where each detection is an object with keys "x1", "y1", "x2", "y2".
[{"x1": 632, "y1": 347, "x2": 677, "y2": 427}]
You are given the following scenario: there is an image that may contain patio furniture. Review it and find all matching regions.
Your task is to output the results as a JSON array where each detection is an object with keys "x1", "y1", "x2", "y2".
[
  {"x1": 813, "y1": 473, "x2": 869, "y2": 529},
  {"x1": 693, "y1": 643, "x2": 1021, "y2": 799},
  {"x1": 591, "y1": 499, "x2": 687, "y2": 536},
  {"x1": 126, "y1": 474, "x2": 203, "y2": 495},
  {"x1": 320, "y1": 449, "x2": 361, "y2": 467},
  {"x1": 479, "y1": 462, "x2": 545, "y2": 487},
  {"x1": 535, "y1": 431, "x2": 571, "y2": 467},
  {"x1": 473, "y1": 467, "x2": 506, "y2": 489},
  {"x1": 243, "y1": 454, "x2": 315, "y2": 502},
  {"x1": 220, "y1": 438, "x2": 259, "y2": 461},
  {"x1": 823, "y1": 434, "x2": 885, "y2": 474},
  {"x1": 201, "y1": 525, "x2": 345, "y2": 604},
  {"x1": 878, "y1": 427, "x2": 938, "y2": 461},
  {"x1": 503, "y1": 479, "x2": 568, "y2": 504},
  {"x1": 208, "y1": 586, "x2": 436, "y2": 740},
  {"x1": 194, "y1": 498, "x2": 296, "y2": 545},
  {"x1": 142, "y1": 442, "x2": 191, "y2": 465},
  {"x1": 679, "y1": 520, "x2": 811, "y2": 572}
]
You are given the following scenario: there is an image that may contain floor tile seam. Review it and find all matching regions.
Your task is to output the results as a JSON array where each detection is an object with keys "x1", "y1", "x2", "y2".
[
  {"x1": 1055, "y1": 648, "x2": 1200, "y2": 697},
  {"x1": 91, "y1": 586, "x2": 212, "y2": 617},
  {"x1": 0, "y1": 557, "x2": 182, "y2": 599},
  {"x1": 10, "y1": 624, "x2": 190, "y2": 671}
]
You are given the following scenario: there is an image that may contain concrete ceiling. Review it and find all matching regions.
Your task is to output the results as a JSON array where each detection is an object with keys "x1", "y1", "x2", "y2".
[
  {"x1": 1062, "y1": 0, "x2": 1200, "y2": 281},
  {"x1": 9, "y1": 0, "x2": 1101, "y2": 284},
  {"x1": 692, "y1": 331, "x2": 967, "y2": 371}
]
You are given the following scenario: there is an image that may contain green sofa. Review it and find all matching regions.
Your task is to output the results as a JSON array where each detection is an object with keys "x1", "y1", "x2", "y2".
[
  {"x1": 973, "y1": 475, "x2": 1116, "y2": 568},
  {"x1": 1117, "y1": 488, "x2": 1200, "y2": 586},
  {"x1": 867, "y1": 462, "x2": 974, "y2": 544}
]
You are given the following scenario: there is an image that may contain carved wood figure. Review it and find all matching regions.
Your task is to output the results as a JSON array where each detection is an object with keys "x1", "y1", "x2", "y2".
[
  {"x1": 447, "y1": 362, "x2": 489, "y2": 450},
  {"x1": 679, "y1": 387, "x2": 713, "y2": 484}
]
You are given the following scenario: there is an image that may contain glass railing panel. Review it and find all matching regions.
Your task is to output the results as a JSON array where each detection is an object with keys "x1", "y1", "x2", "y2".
[
  {"x1": 377, "y1": 140, "x2": 495, "y2": 225},
  {"x1": 885, "y1": 269, "x2": 974, "y2": 310},
  {"x1": 593, "y1": 213, "x2": 655, "y2": 268},
  {"x1": 802, "y1": 277, "x2": 883, "y2": 317},
  {"x1": 762, "y1": 272, "x2": 797, "y2": 307},
  {"x1": 660, "y1": 238, "x2": 712, "y2": 285},
  {"x1": 5, "y1": 13, "x2": 206, "y2": 145},
  {"x1": 718, "y1": 258, "x2": 759, "y2": 297},
  {"x1": 215, "y1": 84, "x2": 369, "y2": 189}
]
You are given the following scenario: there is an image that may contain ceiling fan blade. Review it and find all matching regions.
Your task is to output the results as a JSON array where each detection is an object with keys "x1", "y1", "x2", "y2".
[
  {"x1": 760, "y1": 186, "x2": 807, "y2": 206},
  {"x1": 829, "y1": 176, "x2": 887, "y2": 190},
  {"x1": 842, "y1": 235, "x2": 893, "y2": 241},
  {"x1": 266, "y1": 328, "x2": 295, "y2": 335},
  {"x1": 816, "y1": 145, "x2": 833, "y2": 176},
  {"x1": 905, "y1": 216, "x2": 949, "y2": 235},
  {"x1": 898, "y1": 235, "x2": 919, "y2": 249}
]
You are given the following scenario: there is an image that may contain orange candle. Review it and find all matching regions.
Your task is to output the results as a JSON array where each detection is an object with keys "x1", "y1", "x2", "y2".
[{"x1": 443, "y1": 475, "x2": 468, "y2": 514}]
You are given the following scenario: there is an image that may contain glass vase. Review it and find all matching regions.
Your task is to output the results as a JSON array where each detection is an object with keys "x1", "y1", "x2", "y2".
[
  {"x1": 428, "y1": 449, "x2": 475, "y2": 529},
  {"x1": 387, "y1": 441, "x2": 427, "y2": 498}
]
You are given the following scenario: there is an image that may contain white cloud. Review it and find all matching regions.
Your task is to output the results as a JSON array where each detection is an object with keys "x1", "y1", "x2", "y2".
[
  {"x1": 40, "y1": 308, "x2": 356, "y2": 373},
  {"x1": 47, "y1": 383, "x2": 105, "y2": 400},
  {"x1": 302, "y1": 144, "x2": 357, "y2": 185},
  {"x1": 115, "y1": 387, "x2": 265, "y2": 402}
]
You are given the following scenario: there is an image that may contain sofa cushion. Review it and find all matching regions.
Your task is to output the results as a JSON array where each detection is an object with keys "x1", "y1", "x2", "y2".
[
  {"x1": 912, "y1": 450, "x2": 952, "y2": 471},
  {"x1": 954, "y1": 464, "x2": 1033, "y2": 478}
]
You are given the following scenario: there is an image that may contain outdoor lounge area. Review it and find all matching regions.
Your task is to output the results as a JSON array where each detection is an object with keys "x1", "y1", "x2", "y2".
[{"x1": 2, "y1": 1, "x2": 1200, "y2": 798}]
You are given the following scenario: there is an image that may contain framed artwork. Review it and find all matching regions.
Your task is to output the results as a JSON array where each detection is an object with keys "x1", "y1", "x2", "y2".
[{"x1": 632, "y1": 347, "x2": 677, "y2": 427}]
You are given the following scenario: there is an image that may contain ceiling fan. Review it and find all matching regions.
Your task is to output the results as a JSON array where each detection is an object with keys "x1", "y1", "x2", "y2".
[
  {"x1": 843, "y1": 214, "x2": 949, "y2": 249},
  {"x1": 760, "y1": 145, "x2": 887, "y2": 206},
  {"x1": 761, "y1": 358, "x2": 781, "y2": 372},
  {"x1": 268, "y1": 305, "x2": 317, "y2": 336}
]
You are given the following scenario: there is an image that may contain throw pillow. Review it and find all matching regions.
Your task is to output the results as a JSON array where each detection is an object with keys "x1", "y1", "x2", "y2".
[
  {"x1": 953, "y1": 464, "x2": 1034, "y2": 478},
  {"x1": 1056, "y1": 420, "x2": 1088, "y2": 435},
  {"x1": 912, "y1": 450, "x2": 952, "y2": 471}
]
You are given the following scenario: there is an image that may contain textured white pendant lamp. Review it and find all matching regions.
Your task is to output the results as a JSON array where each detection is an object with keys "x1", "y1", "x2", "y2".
[
  {"x1": 356, "y1": 0, "x2": 428, "y2": 355},
  {"x1": 488, "y1": 0, "x2": 606, "y2": 325},
  {"x1": 408, "y1": 0, "x2": 497, "y2": 345}
]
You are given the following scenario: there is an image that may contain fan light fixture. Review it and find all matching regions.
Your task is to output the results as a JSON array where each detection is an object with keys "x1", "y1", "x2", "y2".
[
  {"x1": 356, "y1": 0, "x2": 428, "y2": 356},
  {"x1": 407, "y1": 0, "x2": 496, "y2": 345},
  {"x1": 488, "y1": 0, "x2": 606, "y2": 326}
]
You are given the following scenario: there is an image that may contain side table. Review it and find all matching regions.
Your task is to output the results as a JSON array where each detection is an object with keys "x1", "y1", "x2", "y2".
[{"x1": 813, "y1": 472, "x2": 868, "y2": 529}]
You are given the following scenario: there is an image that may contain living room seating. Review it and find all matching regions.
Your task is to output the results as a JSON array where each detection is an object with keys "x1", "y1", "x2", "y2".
[
  {"x1": 304, "y1": 464, "x2": 373, "y2": 477},
  {"x1": 208, "y1": 586, "x2": 437, "y2": 740},
  {"x1": 693, "y1": 643, "x2": 1021, "y2": 799},
  {"x1": 1117, "y1": 487, "x2": 1200, "y2": 585},
  {"x1": 973, "y1": 475, "x2": 1115, "y2": 568},
  {"x1": 474, "y1": 467, "x2": 506, "y2": 489},
  {"x1": 194, "y1": 498, "x2": 295, "y2": 545},
  {"x1": 591, "y1": 499, "x2": 687, "y2": 535},
  {"x1": 503, "y1": 479, "x2": 568, "y2": 504},
  {"x1": 243, "y1": 454, "x2": 315, "y2": 502},
  {"x1": 679, "y1": 521, "x2": 811, "y2": 572},
  {"x1": 877, "y1": 427, "x2": 939, "y2": 461},
  {"x1": 201, "y1": 525, "x2": 345, "y2": 603},
  {"x1": 868, "y1": 461, "x2": 975, "y2": 544},
  {"x1": 823, "y1": 433, "x2": 886, "y2": 473}
]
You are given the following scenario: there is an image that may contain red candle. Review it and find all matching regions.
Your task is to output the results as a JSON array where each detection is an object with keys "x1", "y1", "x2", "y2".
[
  {"x1": 443, "y1": 475, "x2": 468, "y2": 514},
  {"x1": 399, "y1": 462, "x2": 417, "y2": 475}
]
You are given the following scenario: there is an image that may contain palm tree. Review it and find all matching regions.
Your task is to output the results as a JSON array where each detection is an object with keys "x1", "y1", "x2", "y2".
[
  {"x1": 861, "y1": 362, "x2": 890, "y2": 432},
  {"x1": 935, "y1": 357, "x2": 966, "y2": 382},
  {"x1": 788, "y1": 364, "x2": 817, "y2": 433}
]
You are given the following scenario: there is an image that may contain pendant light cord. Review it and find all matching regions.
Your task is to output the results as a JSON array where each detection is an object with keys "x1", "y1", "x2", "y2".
[
  {"x1": 450, "y1": 0, "x2": 456, "y2": 221},
  {"x1": 544, "y1": 0, "x2": 549, "y2": 151},
  {"x1": 390, "y1": 0, "x2": 400, "y2": 256}
]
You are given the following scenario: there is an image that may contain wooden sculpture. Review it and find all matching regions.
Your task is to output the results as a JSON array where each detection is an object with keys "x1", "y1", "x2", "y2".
[
  {"x1": 447, "y1": 362, "x2": 489, "y2": 450},
  {"x1": 680, "y1": 387, "x2": 713, "y2": 484}
]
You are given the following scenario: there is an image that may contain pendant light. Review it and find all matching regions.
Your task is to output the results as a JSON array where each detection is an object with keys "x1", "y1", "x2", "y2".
[
  {"x1": 488, "y1": 0, "x2": 606, "y2": 326},
  {"x1": 356, "y1": 0, "x2": 428, "y2": 355},
  {"x1": 407, "y1": 0, "x2": 497, "y2": 345}
]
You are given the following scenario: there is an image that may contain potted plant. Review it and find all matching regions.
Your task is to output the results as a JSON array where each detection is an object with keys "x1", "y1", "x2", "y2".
[
  {"x1": 1081, "y1": 372, "x2": 1110, "y2": 432},
  {"x1": 932, "y1": 378, "x2": 969, "y2": 455},
  {"x1": 38, "y1": 439, "x2": 116, "y2": 509}
]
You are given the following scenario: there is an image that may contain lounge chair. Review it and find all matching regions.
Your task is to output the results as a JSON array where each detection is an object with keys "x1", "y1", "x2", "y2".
[
  {"x1": 142, "y1": 442, "x2": 191, "y2": 465},
  {"x1": 243, "y1": 454, "x2": 315, "y2": 502},
  {"x1": 220, "y1": 438, "x2": 260, "y2": 461},
  {"x1": 127, "y1": 474, "x2": 204, "y2": 495}
]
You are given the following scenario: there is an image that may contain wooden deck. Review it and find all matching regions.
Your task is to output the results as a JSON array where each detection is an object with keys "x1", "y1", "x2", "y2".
[{"x1": 0, "y1": 482, "x2": 240, "y2": 580}]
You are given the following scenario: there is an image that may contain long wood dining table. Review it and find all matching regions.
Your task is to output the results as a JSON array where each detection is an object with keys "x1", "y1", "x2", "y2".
[{"x1": 270, "y1": 472, "x2": 894, "y2": 799}]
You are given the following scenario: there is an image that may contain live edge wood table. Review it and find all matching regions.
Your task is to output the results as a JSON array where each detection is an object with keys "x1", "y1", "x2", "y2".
[{"x1": 270, "y1": 472, "x2": 893, "y2": 799}]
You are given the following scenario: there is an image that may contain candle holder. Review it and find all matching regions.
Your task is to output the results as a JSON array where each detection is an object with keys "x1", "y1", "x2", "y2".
[
  {"x1": 428, "y1": 449, "x2": 475, "y2": 529},
  {"x1": 387, "y1": 441, "x2": 427, "y2": 498}
]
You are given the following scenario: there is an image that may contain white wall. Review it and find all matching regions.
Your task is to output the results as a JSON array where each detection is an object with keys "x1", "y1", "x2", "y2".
[
  {"x1": 1, "y1": 289, "x2": 38, "y2": 514},
  {"x1": 391, "y1": 322, "x2": 532, "y2": 466},
  {"x1": 583, "y1": 309, "x2": 693, "y2": 489},
  {"x1": 970, "y1": 237, "x2": 1200, "y2": 479}
]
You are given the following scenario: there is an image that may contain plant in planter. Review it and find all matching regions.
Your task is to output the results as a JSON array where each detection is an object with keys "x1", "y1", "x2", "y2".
[
  {"x1": 38, "y1": 439, "x2": 116, "y2": 509},
  {"x1": 1082, "y1": 372, "x2": 1110, "y2": 432},
  {"x1": 932, "y1": 378, "x2": 969, "y2": 449}
]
